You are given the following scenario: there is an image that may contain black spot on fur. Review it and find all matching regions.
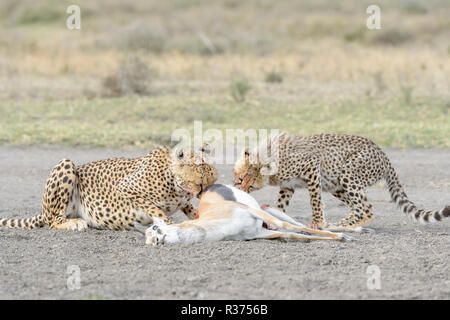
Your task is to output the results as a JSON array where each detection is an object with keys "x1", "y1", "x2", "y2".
[
  {"x1": 443, "y1": 206, "x2": 450, "y2": 217},
  {"x1": 434, "y1": 212, "x2": 441, "y2": 221},
  {"x1": 414, "y1": 211, "x2": 420, "y2": 219}
]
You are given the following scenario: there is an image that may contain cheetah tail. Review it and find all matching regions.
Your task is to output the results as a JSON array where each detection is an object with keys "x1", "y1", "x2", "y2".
[
  {"x1": 386, "y1": 165, "x2": 450, "y2": 223},
  {"x1": 0, "y1": 212, "x2": 46, "y2": 229}
]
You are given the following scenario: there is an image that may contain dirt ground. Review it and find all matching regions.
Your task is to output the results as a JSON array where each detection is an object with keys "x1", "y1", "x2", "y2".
[{"x1": 0, "y1": 146, "x2": 449, "y2": 300}]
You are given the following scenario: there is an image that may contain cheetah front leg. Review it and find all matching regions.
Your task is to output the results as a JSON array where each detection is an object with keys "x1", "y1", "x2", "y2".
[
  {"x1": 44, "y1": 159, "x2": 88, "y2": 231},
  {"x1": 303, "y1": 165, "x2": 326, "y2": 229},
  {"x1": 181, "y1": 203, "x2": 196, "y2": 220},
  {"x1": 137, "y1": 203, "x2": 174, "y2": 225},
  {"x1": 115, "y1": 167, "x2": 174, "y2": 225}
]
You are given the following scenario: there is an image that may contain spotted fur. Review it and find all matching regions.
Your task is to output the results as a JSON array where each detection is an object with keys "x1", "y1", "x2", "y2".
[
  {"x1": 234, "y1": 133, "x2": 449, "y2": 231},
  {"x1": 0, "y1": 146, "x2": 217, "y2": 231}
]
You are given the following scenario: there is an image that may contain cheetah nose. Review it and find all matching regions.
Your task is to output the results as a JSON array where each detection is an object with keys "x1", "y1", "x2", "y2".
[{"x1": 234, "y1": 177, "x2": 243, "y2": 186}]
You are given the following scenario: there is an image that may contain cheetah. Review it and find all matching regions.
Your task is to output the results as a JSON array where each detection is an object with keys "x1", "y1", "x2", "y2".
[
  {"x1": 233, "y1": 133, "x2": 450, "y2": 232},
  {"x1": 0, "y1": 146, "x2": 217, "y2": 231}
]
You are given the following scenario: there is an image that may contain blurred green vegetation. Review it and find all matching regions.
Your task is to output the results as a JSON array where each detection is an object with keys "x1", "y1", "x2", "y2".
[
  {"x1": 0, "y1": 0, "x2": 448, "y2": 149},
  {"x1": 1, "y1": 96, "x2": 449, "y2": 148}
]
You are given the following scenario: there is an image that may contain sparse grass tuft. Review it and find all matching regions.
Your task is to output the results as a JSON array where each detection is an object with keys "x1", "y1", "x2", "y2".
[
  {"x1": 265, "y1": 71, "x2": 283, "y2": 83},
  {"x1": 102, "y1": 56, "x2": 155, "y2": 97},
  {"x1": 8, "y1": 0, "x2": 66, "y2": 26},
  {"x1": 230, "y1": 79, "x2": 251, "y2": 102},
  {"x1": 343, "y1": 28, "x2": 367, "y2": 42},
  {"x1": 370, "y1": 30, "x2": 413, "y2": 46},
  {"x1": 400, "y1": 85, "x2": 414, "y2": 105}
]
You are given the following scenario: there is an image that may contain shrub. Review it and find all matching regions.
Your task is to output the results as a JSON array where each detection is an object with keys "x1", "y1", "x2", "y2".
[
  {"x1": 370, "y1": 30, "x2": 413, "y2": 46},
  {"x1": 400, "y1": 84, "x2": 414, "y2": 105},
  {"x1": 102, "y1": 56, "x2": 154, "y2": 97},
  {"x1": 343, "y1": 28, "x2": 367, "y2": 42},
  {"x1": 230, "y1": 79, "x2": 251, "y2": 102},
  {"x1": 265, "y1": 71, "x2": 283, "y2": 83}
]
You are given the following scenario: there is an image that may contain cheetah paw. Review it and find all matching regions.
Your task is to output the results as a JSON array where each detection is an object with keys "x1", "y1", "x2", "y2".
[
  {"x1": 57, "y1": 219, "x2": 88, "y2": 231},
  {"x1": 324, "y1": 224, "x2": 375, "y2": 233},
  {"x1": 307, "y1": 221, "x2": 325, "y2": 230}
]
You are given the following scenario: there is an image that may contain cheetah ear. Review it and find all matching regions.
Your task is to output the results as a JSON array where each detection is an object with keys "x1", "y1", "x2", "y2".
[
  {"x1": 260, "y1": 161, "x2": 277, "y2": 176},
  {"x1": 199, "y1": 142, "x2": 211, "y2": 155},
  {"x1": 175, "y1": 148, "x2": 185, "y2": 160}
]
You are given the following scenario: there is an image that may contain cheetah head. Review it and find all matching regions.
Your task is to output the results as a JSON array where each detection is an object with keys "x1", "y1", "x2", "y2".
[
  {"x1": 171, "y1": 145, "x2": 217, "y2": 198},
  {"x1": 233, "y1": 147, "x2": 277, "y2": 193}
]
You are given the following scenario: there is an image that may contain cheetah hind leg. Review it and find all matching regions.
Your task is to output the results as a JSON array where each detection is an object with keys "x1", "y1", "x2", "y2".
[
  {"x1": 43, "y1": 159, "x2": 88, "y2": 232},
  {"x1": 326, "y1": 190, "x2": 375, "y2": 233},
  {"x1": 323, "y1": 218, "x2": 375, "y2": 233}
]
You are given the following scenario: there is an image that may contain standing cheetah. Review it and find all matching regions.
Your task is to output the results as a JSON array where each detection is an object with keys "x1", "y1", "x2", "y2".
[
  {"x1": 233, "y1": 133, "x2": 450, "y2": 231},
  {"x1": 0, "y1": 146, "x2": 217, "y2": 231}
]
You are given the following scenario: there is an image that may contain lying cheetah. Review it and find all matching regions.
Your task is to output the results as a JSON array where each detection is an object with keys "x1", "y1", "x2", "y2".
[
  {"x1": 0, "y1": 146, "x2": 217, "y2": 231},
  {"x1": 233, "y1": 133, "x2": 450, "y2": 232}
]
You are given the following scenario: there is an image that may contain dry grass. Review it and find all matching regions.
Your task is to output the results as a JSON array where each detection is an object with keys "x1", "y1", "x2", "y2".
[
  {"x1": 2, "y1": 48, "x2": 448, "y2": 102},
  {"x1": 0, "y1": 0, "x2": 449, "y2": 148}
]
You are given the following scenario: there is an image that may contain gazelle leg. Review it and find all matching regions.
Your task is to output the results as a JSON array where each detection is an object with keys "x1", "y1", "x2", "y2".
[
  {"x1": 263, "y1": 206, "x2": 307, "y2": 227},
  {"x1": 256, "y1": 229, "x2": 346, "y2": 242},
  {"x1": 257, "y1": 208, "x2": 351, "y2": 239},
  {"x1": 229, "y1": 202, "x2": 356, "y2": 241}
]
